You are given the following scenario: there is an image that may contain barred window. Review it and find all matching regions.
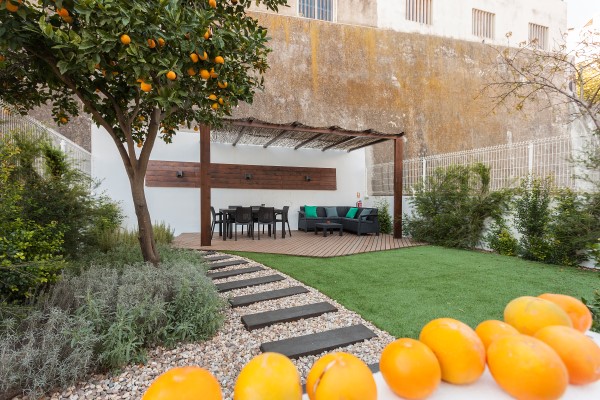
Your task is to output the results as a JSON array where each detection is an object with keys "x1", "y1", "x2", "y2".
[
  {"x1": 406, "y1": 0, "x2": 432, "y2": 25},
  {"x1": 529, "y1": 23, "x2": 549, "y2": 49},
  {"x1": 472, "y1": 9, "x2": 495, "y2": 39},
  {"x1": 299, "y1": 0, "x2": 334, "y2": 22}
]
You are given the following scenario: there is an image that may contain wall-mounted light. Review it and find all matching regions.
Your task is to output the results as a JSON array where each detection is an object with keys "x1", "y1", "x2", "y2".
[
  {"x1": 305, "y1": 175, "x2": 312, "y2": 182},
  {"x1": 176, "y1": 171, "x2": 184, "y2": 178},
  {"x1": 245, "y1": 173, "x2": 253, "y2": 180}
]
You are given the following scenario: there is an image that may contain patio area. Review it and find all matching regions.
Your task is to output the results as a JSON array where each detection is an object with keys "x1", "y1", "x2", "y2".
[{"x1": 173, "y1": 230, "x2": 423, "y2": 257}]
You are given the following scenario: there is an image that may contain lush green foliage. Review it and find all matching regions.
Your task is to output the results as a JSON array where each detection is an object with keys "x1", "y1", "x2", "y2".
[
  {"x1": 404, "y1": 163, "x2": 511, "y2": 248},
  {"x1": 374, "y1": 198, "x2": 392, "y2": 234},
  {"x1": 513, "y1": 177, "x2": 552, "y2": 261},
  {"x1": 234, "y1": 247, "x2": 599, "y2": 338},
  {"x1": 95, "y1": 221, "x2": 174, "y2": 253}
]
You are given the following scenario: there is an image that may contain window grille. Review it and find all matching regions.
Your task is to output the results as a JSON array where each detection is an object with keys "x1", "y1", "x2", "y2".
[
  {"x1": 405, "y1": 0, "x2": 432, "y2": 25},
  {"x1": 299, "y1": 0, "x2": 334, "y2": 22},
  {"x1": 528, "y1": 23, "x2": 549, "y2": 49},
  {"x1": 472, "y1": 9, "x2": 495, "y2": 39}
]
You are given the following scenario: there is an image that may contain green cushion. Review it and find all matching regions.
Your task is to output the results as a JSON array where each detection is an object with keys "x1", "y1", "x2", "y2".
[
  {"x1": 305, "y1": 205, "x2": 318, "y2": 218},
  {"x1": 345, "y1": 207, "x2": 359, "y2": 218}
]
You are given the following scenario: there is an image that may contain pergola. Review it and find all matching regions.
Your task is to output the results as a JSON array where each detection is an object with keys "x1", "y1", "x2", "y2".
[{"x1": 199, "y1": 118, "x2": 405, "y2": 246}]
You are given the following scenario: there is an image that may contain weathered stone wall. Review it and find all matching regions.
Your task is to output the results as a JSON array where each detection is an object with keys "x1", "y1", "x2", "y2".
[
  {"x1": 235, "y1": 13, "x2": 568, "y2": 162},
  {"x1": 28, "y1": 103, "x2": 92, "y2": 152}
]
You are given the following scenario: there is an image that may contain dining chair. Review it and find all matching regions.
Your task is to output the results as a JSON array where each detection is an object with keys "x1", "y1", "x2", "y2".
[
  {"x1": 210, "y1": 206, "x2": 224, "y2": 237},
  {"x1": 256, "y1": 207, "x2": 276, "y2": 240},
  {"x1": 275, "y1": 205, "x2": 292, "y2": 238},
  {"x1": 233, "y1": 207, "x2": 254, "y2": 240}
]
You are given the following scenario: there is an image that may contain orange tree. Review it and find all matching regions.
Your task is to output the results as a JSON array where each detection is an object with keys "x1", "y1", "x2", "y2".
[{"x1": 0, "y1": 0, "x2": 286, "y2": 264}]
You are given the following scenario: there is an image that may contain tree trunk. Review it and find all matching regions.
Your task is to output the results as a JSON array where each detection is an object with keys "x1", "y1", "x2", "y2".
[{"x1": 129, "y1": 174, "x2": 160, "y2": 265}]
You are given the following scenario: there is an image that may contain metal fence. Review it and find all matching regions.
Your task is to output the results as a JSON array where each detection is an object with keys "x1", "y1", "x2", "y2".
[
  {"x1": 369, "y1": 135, "x2": 577, "y2": 196},
  {"x1": 0, "y1": 101, "x2": 91, "y2": 176}
]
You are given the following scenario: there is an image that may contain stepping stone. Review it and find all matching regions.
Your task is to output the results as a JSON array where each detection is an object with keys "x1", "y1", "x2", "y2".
[
  {"x1": 207, "y1": 266, "x2": 264, "y2": 280},
  {"x1": 216, "y1": 274, "x2": 285, "y2": 292},
  {"x1": 241, "y1": 302, "x2": 337, "y2": 331},
  {"x1": 204, "y1": 255, "x2": 232, "y2": 262},
  {"x1": 208, "y1": 259, "x2": 249, "y2": 270},
  {"x1": 229, "y1": 286, "x2": 309, "y2": 308},
  {"x1": 260, "y1": 324, "x2": 377, "y2": 359}
]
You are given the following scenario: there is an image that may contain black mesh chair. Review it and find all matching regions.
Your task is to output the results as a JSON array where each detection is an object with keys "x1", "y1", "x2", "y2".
[
  {"x1": 275, "y1": 205, "x2": 292, "y2": 238},
  {"x1": 233, "y1": 207, "x2": 254, "y2": 240},
  {"x1": 256, "y1": 207, "x2": 276, "y2": 240},
  {"x1": 210, "y1": 206, "x2": 224, "y2": 237}
]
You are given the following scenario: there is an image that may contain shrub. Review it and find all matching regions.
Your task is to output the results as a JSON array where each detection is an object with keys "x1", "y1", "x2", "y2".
[
  {"x1": 374, "y1": 198, "x2": 393, "y2": 234},
  {"x1": 486, "y1": 226, "x2": 519, "y2": 256},
  {"x1": 95, "y1": 221, "x2": 174, "y2": 253},
  {"x1": 404, "y1": 163, "x2": 511, "y2": 248}
]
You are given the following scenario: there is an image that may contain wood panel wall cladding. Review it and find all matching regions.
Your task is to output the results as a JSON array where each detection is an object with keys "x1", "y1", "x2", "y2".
[{"x1": 146, "y1": 161, "x2": 337, "y2": 190}]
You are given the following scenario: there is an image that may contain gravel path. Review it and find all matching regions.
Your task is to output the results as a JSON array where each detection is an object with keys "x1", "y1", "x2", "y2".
[{"x1": 27, "y1": 252, "x2": 395, "y2": 400}]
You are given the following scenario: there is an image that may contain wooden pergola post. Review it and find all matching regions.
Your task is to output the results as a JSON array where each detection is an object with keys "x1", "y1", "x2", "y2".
[
  {"x1": 393, "y1": 137, "x2": 403, "y2": 238},
  {"x1": 200, "y1": 125, "x2": 212, "y2": 246}
]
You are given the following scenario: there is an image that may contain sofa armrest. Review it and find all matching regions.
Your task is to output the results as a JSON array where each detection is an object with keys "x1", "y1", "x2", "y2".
[{"x1": 298, "y1": 211, "x2": 306, "y2": 218}]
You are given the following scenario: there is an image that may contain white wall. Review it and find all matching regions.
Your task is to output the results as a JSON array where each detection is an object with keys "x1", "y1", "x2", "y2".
[
  {"x1": 377, "y1": 0, "x2": 567, "y2": 47},
  {"x1": 92, "y1": 127, "x2": 367, "y2": 235}
]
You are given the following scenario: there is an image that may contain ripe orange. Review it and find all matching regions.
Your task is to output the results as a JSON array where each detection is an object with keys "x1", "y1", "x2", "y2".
[
  {"x1": 210, "y1": 68, "x2": 218, "y2": 78},
  {"x1": 488, "y1": 334, "x2": 568, "y2": 400},
  {"x1": 504, "y1": 296, "x2": 572, "y2": 335},
  {"x1": 208, "y1": 94, "x2": 217, "y2": 100},
  {"x1": 137, "y1": 141, "x2": 143, "y2": 148},
  {"x1": 199, "y1": 51, "x2": 209, "y2": 61},
  {"x1": 190, "y1": 53, "x2": 199, "y2": 63},
  {"x1": 217, "y1": 81, "x2": 228, "y2": 89},
  {"x1": 200, "y1": 69, "x2": 210, "y2": 80},
  {"x1": 166, "y1": 71, "x2": 177, "y2": 80},
  {"x1": 120, "y1": 34, "x2": 131, "y2": 45},
  {"x1": 380, "y1": 338, "x2": 441, "y2": 399},
  {"x1": 209, "y1": 0, "x2": 217, "y2": 8},
  {"x1": 142, "y1": 366, "x2": 222, "y2": 400},
  {"x1": 56, "y1": 7, "x2": 69, "y2": 18},
  {"x1": 211, "y1": 103, "x2": 219, "y2": 110},
  {"x1": 419, "y1": 318, "x2": 485, "y2": 384},
  {"x1": 194, "y1": 126, "x2": 199, "y2": 131},
  {"x1": 157, "y1": 38, "x2": 165, "y2": 47},
  {"x1": 538, "y1": 293, "x2": 593, "y2": 333},
  {"x1": 306, "y1": 352, "x2": 376, "y2": 400},
  {"x1": 147, "y1": 39, "x2": 156, "y2": 48},
  {"x1": 233, "y1": 352, "x2": 301, "y2": 400},
  {"x1": 187, "y1": 68, "x2": 196, "y2": 76},
  {"x1": 140, "y1": 81, "x2": 152, "y2": 92},
  {"x1": 535, "y1": 325, "x2": 600, "y2": 385},
  {"x1": 475, "y1": 320, "x2": 519, "y2": 350},
  {"x1": 6, "y1": 0, "x2": 20, "y2": 12},
  {"x1": 218, "y1": 97, "x2": 224, "y2": 105},
  {"x1": 204, "y1": 29, "x2": 212, "y2": 40},
  {"x1": 214, "y1": 55, "x2": 225, "y2": 64},
  {"x1": 59, "y1": 116, "x2": 68, "y2": 124}
]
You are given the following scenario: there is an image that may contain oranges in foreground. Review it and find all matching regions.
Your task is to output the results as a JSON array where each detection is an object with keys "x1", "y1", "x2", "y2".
[
  {"x1": 306, "y1": 352, "x2": 376, "y2": 400},
  {"x1": 233, "y1": 352, "x2": 301, "y2": 400},
  {"x1": 380, "y1": 338, "x2": 441, "y2": 399},
  {"x1": 142, "y1": 366, "x2": 222, "y2": 400},
  {"x1": 488, "y1": 334, "x2": 568, "y2": 400},
  {"x1": 538, "y1": 293, "x2": 593, "y2": 333},
  {"x1": 419, "y1": 318, "x2": 485, "y2": 385},
  {"x1": 535, "y1": 325, "x2": 600, "y2": 385},
  {"x1": 504, "y1": 296, "x2": 572, "y2": 335},
  {"x1": 475, "y1": 319, "x2": 519, "y2": 350}
]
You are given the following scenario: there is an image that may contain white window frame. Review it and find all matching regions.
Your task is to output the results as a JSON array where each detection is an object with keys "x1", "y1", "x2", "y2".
[
  {"x1": 405, "y1": 0, "x2": 433, "y2": 25},
  {"x1": 472, "y1": 8, "x2": 495, "y2": 40},
  {"x1": 528, "y1": 22, "x2": 549, "y2": 50},
  {"x1": 298, "y1": 0, "x2": 337, "y2": 22}
]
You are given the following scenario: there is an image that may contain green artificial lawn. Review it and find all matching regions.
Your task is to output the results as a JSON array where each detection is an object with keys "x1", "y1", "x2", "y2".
[{"x1": 230, "y1": 246, "x2": 600, "y2": 338}]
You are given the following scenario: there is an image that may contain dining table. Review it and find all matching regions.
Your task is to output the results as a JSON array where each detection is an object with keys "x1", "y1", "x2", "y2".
[{"x1": 219, "y1": 207, "x2": 286, "y2": 241}]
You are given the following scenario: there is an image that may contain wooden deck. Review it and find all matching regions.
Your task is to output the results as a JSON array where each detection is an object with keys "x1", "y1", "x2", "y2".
[{"x1": 173, "y1": 230, "x2": 422, "y2": 257}]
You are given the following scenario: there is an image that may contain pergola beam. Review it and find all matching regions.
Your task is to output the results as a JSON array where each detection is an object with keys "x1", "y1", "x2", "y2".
[
  {"x1": 232, "y1": 126, "x2": 246, "y2": 146},
  {"x1": 321, "y1": 136, "x2": 357, "y2": 152},
  {"x1": 347, "y1": 138, "x2": 390, "y2": 152},
  {"x1": 263, "y1": 130, "x2": 289, "y2": 148},
  {"x1": 294, "y1": 133, "x2": 323, "y2": 150},
  {"x1": 393, "y1": 138, "x2": 403, "y2": 238},
  {"x1": 200, "y1": 125, "x2": 212, "y2": 246}
]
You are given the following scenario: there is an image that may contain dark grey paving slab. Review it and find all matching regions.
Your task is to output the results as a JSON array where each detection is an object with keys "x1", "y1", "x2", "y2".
[
  {"x1": 260, "y1": 324, "x2": 377, "y2": 359},
  {"x1": 215, "y1": 274, "x2": 285, "y2": 292},
  {"x1": 208, "y1": 259, "x2": 249, "y2": 270},
  {"x1": 229, "y1": 286, "x2": 309, "y2": 308},
  {"x1": 204, "y1": 255, "x2": 232, "y2": 262},
  {"x1": 241, "y1": 302, "x2": 337, "y2": 331},
  {"x1": 207, "y1": 266, "x2": 264, "y2": 280}
]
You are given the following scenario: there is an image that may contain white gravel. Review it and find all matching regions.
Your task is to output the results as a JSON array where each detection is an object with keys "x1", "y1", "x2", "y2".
[{"x1": 22, "y1": 252, "x2": 395, "y2": 400}]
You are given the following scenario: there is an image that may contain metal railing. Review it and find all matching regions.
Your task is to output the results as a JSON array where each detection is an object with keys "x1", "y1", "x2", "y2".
[
  {"x1": 369, "y1": 135, "x2": 576, "y2": 195},
  {"x1": 0, "y1": 101, "x2": 91, "y2": 176}
]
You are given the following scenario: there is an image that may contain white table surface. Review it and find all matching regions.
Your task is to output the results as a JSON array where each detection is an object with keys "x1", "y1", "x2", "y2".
[{"x1": 302, "y1": 331, "x2": 600, "y2": 399}]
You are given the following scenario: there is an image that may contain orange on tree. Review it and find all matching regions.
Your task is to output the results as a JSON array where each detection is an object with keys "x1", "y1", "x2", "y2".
[
  {"x1": 306, "y1": 352, "x2": 376, "y2": 400},
  {"x1": 218, "y1": 81, "x2": 228, "y2": 89},
  {"x1": 215, "y1": 55, "x2": 225, "y2": 64},
  {"x1": 157, "y1": 38, "x2": 165, "y2": 46},
  {"x1": 166, "y1": 71, "x2": 177, "y2": 80},
  {"x1": 142, "y1": 366, "x2": 222, "y2": 400},
  {"x1": 487, "y1": 334, "x2": 568, "y2": 400},
  {"x1": 538, "y1": 293, "x2": 593, "y2": 333},
  {"x1": 199, "y1": 51, "x2": 209, "y2": 60},
  {"x1": 504, "y1": 296, "x2": 572, "y2": 335},
  {"x1": 419, "y1": 318, "x2": 485, "y2": 384},
  {"x1": 233, "y1": 352, "x2": 301, "y2": 400},
  {"x1": 140, "y1": 81, "x2": 152, "y2": 92},
  {"x1": 187, "y1": 67, "x2": 196, "y2": 76},
  {"x1": 211, "y1": 102, "x2": 219, "y2": 110},
  {"x1": 200, "y1": 69, "x2": 210, "y2": 79},
  {"x1": 6, "y1": 0, "x2": 21, "y2": 12},
  {"x1": 218, "y1": 97, "x2": 224, "y2": 105},
  {"x1": 535, "y1": 325, "x2": 600, "y2": 385},
  {"x1": 120, "y1": 34, "x2": 131, "y2": 45},
  {"x1": 190, "y1": 52, "x2": 199, "y2": 63},
  {"x1": 204, "y1": 29, "x2": 212, "y2": 40},
  {"x1": 0, "y1": 55, "x2": 5, "y2": 62},
  {"x1": 209, "y1": 0, "x2": 217, "y2": 8},
  {"x1": 56, "y1": 7, "x2": 69, "y2": 18},
  {"x1": 59, "y1": 116, "x2": 68, "y2": 124},
  {"x1": 210, "y1": 68, "x2": 218, "y2": 78},
  {"x1": 380, "y1": 338, "x2": 441, "y2": 400},
  {"x1": 475, "y1": 319, "x2": 519, "y2": 350},
  {"x1": 147, "y1": 39, "x2": 156, "y2": 48},
  {"x1": 208, "y1": 93, "x2": 217, "y2": 100},
  {"x1": 62, "y1": 15, "x2": 73, "y2": 24},
  {"x1": 193, "y1": 125, "x2": 199, "y2": 131},
  {"x1": 137, "y1": 140, "x2": 143, "y2": 148}
]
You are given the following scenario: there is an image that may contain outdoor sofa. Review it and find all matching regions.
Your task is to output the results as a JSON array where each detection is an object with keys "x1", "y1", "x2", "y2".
[{"x1": 298, "y1": 206, "x2": 380, "y2": 235}]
